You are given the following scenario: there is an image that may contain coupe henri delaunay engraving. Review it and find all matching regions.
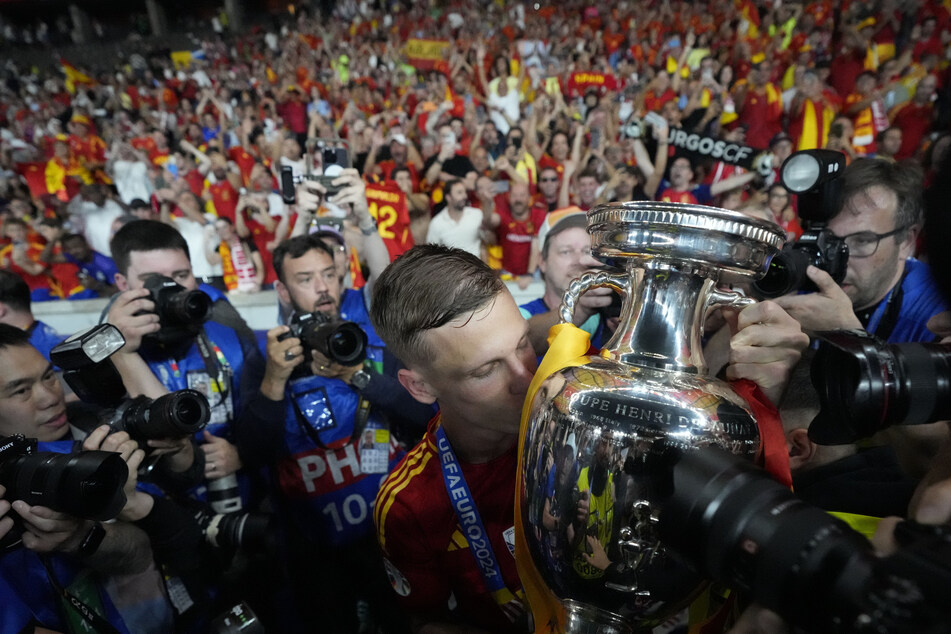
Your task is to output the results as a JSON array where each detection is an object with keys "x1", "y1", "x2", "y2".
[{"x1": 519, "y1": 202, "x2": 785, "y2": 632}]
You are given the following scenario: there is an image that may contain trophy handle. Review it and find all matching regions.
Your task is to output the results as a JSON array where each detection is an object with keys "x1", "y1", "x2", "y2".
[
  {"x1": 704, "y1": 288, "x2": 755, "y2": 311},
  {"x1": 560, "y1": 271, "x2": 632, "y2": 325}
]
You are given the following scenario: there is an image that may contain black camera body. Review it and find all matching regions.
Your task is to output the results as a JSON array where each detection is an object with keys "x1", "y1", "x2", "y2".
[
  {"x1": 658, "y1": 447, "x2": 951, "y2": 634},
  {"x1": 0, "y1": 434, "x2": 128, "y2": 553},
  {"x1": 752, "y1": 150, "x2": 850, "y2": 299},
  {"x1": 753, "y1": 228, "x2": 849, "y2": 298},
  {"x1": 809, "y1": 329, "x2": 951, "y2": 445},
  {"x1": 102, "y1": 391, "x2": 211, "y2": 445},
  {"x1": 279, "y1": 311, "x2": 367, "y2": 366},
  {"x1": 143, "y1": 275, "x2": 213, "y2": 328}
]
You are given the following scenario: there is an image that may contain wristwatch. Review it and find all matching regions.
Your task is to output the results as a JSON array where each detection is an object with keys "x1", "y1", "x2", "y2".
[
  {"x1": 76, "y1": 522, "x2": 106, "y2": 558},
  {"x1": 351, "y1": 369, "x2": 372, "y2": 391},
  {"x1": 359, "y1": 220, "x2": 378, "y2": 236}
]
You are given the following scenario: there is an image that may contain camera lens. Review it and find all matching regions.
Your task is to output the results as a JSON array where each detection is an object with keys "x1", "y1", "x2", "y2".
[
  {"x1": 167, "y1": 289, "x2": 213, "y2": 324},
  {"x1": 752, "y1": 247, "x2": 809, "y2": 298},
  {"x1": 119, "y1": 390, "x2": 210, "y2": 442},
  {"x1": 810, "y1": 331, "x2": 951, "y2": 444},
  {"x1": 300, "y1": 318, "x2": 367, "y2": 366},
  {"x1": 658, "y1": 447, "x2": 875, "y2": 633},
  {"x1": 325, "y1": 323, "x2": 367, "y2": 365},
  {"x1": 197, "y1": 508, "x2": 272, "y2": 550},
  {"x1": 0, "y1": 451, "x2": 128, "y2": 521}
]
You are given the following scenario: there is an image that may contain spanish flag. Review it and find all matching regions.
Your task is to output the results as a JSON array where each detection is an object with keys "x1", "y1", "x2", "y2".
[
  {"x1": 736, "y1": 0, "x2": 760, "y2": 38},
  {"x1": 61, "y1": 59, "x2": 95, "y2": 94}
]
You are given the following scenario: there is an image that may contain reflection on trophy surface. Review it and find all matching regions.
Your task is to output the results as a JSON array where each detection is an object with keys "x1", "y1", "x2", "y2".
[{"x1": 518, "y1": 202, "x2": 785, "y2": 632}]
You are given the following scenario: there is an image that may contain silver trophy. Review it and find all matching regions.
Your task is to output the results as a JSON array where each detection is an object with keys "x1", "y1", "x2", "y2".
[{"x1": 519, "y1": 202, "x2": 785, "y2": 632}]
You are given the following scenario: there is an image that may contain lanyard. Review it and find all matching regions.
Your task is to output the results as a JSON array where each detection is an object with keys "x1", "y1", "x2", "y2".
[
  {"x1": 434, "y1": 426, "x2": 519, "y2": 608},
  {"x1": 863, "y1": 268, "x2": 908, "y2": 340},
  {"x1": 196, "y1": 330, "x2": 231, "y2": 420},
  {"x1": 40, "y1": 556, "x2": 123, "y2": 634}
]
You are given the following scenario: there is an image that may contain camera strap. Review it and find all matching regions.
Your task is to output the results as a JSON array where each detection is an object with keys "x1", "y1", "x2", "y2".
[
  {"x1": 196, "y1": 330, "x2": 231, "y2": 422},
  {"x1": 434, "y1": 426, "x2": 522, "y2": 616},
  {"x1": 40, "y1": 556, "x2": 123, "y2": 634},
  {"x1": 862, "y1": 268, "x2": 908, "y2": 342}
]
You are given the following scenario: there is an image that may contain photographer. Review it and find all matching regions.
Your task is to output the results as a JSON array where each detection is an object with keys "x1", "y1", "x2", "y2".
[
  {"x1": 775, "y1": 159, "x2": 948, "y2": 344},
  {"x1": 0, "y1": 324, "x2": 177, "y2": 632},
  {"x1": 102, "y1": 220, "x2": 265, "y2": 505},
  {"x1": 232, "y1": 170, "x2": 429, "y2": 632}
]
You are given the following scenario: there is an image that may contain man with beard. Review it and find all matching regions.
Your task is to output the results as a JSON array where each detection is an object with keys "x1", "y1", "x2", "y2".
[
  {"x1": 231, "y1": 171, "x2": 430, "y2": 632},
  {"x1": 477, "y1": 178, "x2": 547, "y2": 278},
  {"x1": 775, "y1": 158, "x2": 947, "y2": 344},
  {"x1": 426, "y1": 178, "x2": 485, "y2": 258},
  {"x1": 535, "y1": 166, "x2": 562, "y2": 212}
]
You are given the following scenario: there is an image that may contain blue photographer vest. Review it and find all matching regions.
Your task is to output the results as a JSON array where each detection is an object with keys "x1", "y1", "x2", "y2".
[
  {"x1": 145, "y1": 320, "x2": 246, "y2": 438},
  {"x1": 144, "y1": 320, "x2": 252, "y2": 506},
  {"x1": 275, "y1": 372, "x2": 405, "y2": 547},
  {"x1": 339, "y1": 288, "x2": 385, "y2": 371}
]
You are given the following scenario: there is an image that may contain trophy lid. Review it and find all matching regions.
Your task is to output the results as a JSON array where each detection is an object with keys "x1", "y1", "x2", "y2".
[{"x1": 587, "y1": 202, "x2": 786, "y2": 278}]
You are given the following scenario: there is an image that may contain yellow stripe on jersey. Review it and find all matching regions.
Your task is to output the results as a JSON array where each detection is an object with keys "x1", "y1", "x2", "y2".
[{"x1": 375, "y1": 441, "x2": 435, "y2": 550}]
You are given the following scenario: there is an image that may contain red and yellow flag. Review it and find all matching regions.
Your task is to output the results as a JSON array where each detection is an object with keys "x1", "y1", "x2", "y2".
[{"x1": 60, "y1": 58, "x2": 95, "y2": 94}]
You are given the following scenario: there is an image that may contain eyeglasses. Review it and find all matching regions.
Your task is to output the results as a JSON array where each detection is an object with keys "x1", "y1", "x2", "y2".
[
  {"x1": 839, "y1": 225, "x2": 910, "y2": 258},
  {"x1": 540, "y1": 177, "x2": 559, "y2": 183}
]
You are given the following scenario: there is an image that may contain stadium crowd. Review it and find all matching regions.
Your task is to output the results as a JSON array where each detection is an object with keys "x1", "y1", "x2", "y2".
[{"x1": 2, "y1": 0, "x2": 951, "y2": 632}]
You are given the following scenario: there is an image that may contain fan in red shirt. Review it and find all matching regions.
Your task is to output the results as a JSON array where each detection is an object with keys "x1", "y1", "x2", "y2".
[
  {"x1": 203, "y1": 152, "x2": 243, "y2": 222},
  {"x1": 890, "y1": 74, "x2": 938, "y2": 160},
  {"x1": 731, "y1": 57, "x2": 784, "y2": 149},
  {"x1": 478, "y1": 179, "x2": 547, "y2": 279},
  {"x1": 67, "y1": 114, "x2": 108, "y2": 182},
  {"x1": 535, "y1": 130, "x2": 571, "y2": 179}
]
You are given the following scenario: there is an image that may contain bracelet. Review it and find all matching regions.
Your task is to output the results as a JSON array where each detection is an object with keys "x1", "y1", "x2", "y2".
[
  {"x1": 360, "y1": 220, "x2": 378, "y2": 236},
  {"x1": 76, "y1": 522, "x2": 106, "y2": 558}
]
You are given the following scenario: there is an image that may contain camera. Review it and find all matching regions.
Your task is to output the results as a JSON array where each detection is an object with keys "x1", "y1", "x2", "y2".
[
  {"x1": 658, "y1": 446, "x2": 951, "y2": 634},
  {"x1": 752, "y1": 229, "x2": 850, "y2": 298},
  {"x1": 753, "y1": 150, "x2": 850, "y2": 299},
  {"x1": 0, "y1": 435, "x2": 128, "y2": 553},
  {"x1": 279, "y1": 311, "x2": 367, "y2": 366},
  {"x1": 143, "y1": 275, "x2": 213, "y2": 328},
  {"x1": 100, "y1": 390, "x2": 211, "y2": 445},
  {"x1": 808, "y1": 329, "x2": 951, "y2": 445},
  {"x1": 193, "y1": 504, "x2": 272, "y2": 551}
]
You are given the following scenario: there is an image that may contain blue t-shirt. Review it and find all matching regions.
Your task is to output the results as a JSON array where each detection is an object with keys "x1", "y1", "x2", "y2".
[
  {"x1": 65, "y1": 250, "x2": 119, "y2": 287},
  {"x1": 864, "y1": 258, "x2": 948, "y2": 343},
  {"x1": 28, "y1": 320, "x2": 65, "y2": 363}
]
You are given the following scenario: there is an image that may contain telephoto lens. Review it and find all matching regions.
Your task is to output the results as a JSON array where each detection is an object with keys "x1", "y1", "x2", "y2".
[
  {"x1": 810, "y1": 330, "x2": 951, "y2": 445},
  {"x1": 194, "y1": 506, "x2": 273, "y2": 550},
  {"x1": 113, "y1": 390, "x2": 211, "y2": 443},
  {"x1": 0, "y1": 435, "x2": 128, "y2": 522},
  {"x1": 658, "y1": 446, "x2": 951, "y2": 634}
]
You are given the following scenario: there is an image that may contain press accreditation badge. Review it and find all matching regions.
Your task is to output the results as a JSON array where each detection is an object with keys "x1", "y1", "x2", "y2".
[
  {"x1": 188, "y1": 370, "x2": 234, "y2": 425},
  {"x1": 359, "y1": 423, "x2": 390, "y2": 474}
]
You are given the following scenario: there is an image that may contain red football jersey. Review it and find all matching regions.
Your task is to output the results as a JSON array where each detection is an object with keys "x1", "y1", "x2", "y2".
[{"x1": 375, "y1": 417, "x2": 524, "y2": 633}]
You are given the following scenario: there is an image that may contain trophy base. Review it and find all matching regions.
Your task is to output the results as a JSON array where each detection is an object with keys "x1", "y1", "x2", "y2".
[{"x1": 563, "y1": 600, "x2": 648, "y2": 634}]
